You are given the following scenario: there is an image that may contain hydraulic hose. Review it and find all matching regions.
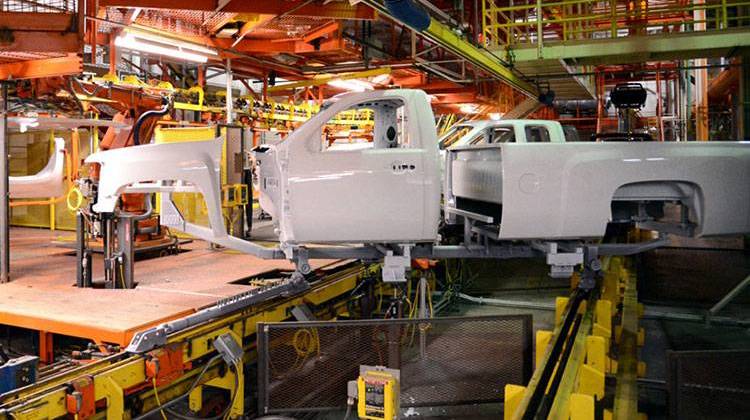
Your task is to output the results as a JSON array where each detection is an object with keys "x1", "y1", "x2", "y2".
[{"x1": 132, "y1": 96, "x2": 171, "y2": 145}]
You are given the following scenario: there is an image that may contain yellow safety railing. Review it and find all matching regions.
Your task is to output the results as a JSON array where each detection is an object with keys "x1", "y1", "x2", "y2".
[{"x1": 483, "y1": 0, "x2": 750, "y2": 49}]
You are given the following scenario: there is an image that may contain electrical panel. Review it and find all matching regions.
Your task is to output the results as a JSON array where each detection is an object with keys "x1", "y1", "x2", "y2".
[{"x1": 357, "y1": 365, "x2": 400, "y2": 420}]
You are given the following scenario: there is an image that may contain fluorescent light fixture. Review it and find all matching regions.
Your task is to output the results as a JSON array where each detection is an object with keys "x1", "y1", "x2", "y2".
[
  {"x1": 460, "y1": 103, "x2": 478, "y2": 114},
  {"x1": 327, "y1": 78, "x2": 373, "y2": 92},
  {"x1": 115, "y1": 30, "x2": 218, "y2": 63},
  {"x1": 489, "y1": 112, "x2": 503, "y2": 120}
]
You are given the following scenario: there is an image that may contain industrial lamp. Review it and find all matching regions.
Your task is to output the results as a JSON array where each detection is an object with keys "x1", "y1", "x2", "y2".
[{"x1": 114, "y1": 29, "x2": 218, "y2": 63}]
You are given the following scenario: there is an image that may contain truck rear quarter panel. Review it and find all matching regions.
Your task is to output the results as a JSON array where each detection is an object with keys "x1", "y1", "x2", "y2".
[{"x1": 457, "y1": 142, "x2": 750, "y2": 239}]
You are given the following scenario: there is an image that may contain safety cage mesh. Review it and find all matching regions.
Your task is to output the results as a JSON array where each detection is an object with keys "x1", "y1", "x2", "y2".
[
  {"x1": 666, "y1": 349, "x2": 750, "y2": 420},
  {"x1": 257, "y1": 315, "x2": 533, "y2": 415}
]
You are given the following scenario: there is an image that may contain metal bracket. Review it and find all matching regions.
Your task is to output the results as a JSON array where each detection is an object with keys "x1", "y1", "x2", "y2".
[
  {"x1": 532, "y1": 242, "x2": 584, "y2": 279},
  {"x1": 294, "y1": 247, "x2": 311, "y2": 275},
  {"x1": 382, "y1": 245, "x2": 412, "y2": 283}
]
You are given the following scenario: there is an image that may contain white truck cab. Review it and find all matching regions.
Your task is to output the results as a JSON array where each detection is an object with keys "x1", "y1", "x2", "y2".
[
  {"x1": 439, "y1": 119, "x2": 567, "y2": 150},
  {"x1": 254, "y1": 89, "x2": 442, "y2": 245}
]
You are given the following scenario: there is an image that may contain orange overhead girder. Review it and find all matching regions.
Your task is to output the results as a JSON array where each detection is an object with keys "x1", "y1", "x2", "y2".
[
  {"x1": 0, "y1": 12, "x2": 76, "y2": 31},
  {"x1": 0, "y1": 11, "x2": 81, "y2": 53},
  {"x1": 0, "y1": 32, "x2": 79, "y2": 53},
  {"x1": 0, "y1": 54, "x2": 82, "y2": 80},
  {"x1": 302, "y1": 21, "x2": 340, "y2": 43},
  {"x1": 98, "y1": 0, "x2": 375, "y2": 19},
  {"x1": 215, "y1": 36, "x2": 347, "y2": 54}
]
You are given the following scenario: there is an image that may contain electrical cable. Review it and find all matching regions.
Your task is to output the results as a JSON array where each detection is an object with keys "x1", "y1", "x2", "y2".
[
  {"x1": 151, "y1": 377, "x2": 169, "y2": 420},
  {"x1": 133, "y1": 354, "x2": 223, "y2": 420},
  {"x1": 163, "y1": 359, "x2": 240, "y2": 420}
]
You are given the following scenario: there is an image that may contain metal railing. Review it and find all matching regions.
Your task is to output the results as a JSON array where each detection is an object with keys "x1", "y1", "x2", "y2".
[{"x1": 483, "y1": 0, "x2": 750, "y2": 49}]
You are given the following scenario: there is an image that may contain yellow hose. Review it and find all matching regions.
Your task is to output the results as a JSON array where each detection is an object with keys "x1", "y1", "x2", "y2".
[{"x1": 66, "y1": 187, "x2": 84, "y2": 212}]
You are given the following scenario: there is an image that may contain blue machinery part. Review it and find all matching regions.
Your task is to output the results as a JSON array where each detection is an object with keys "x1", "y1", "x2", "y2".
[{"x1": 0, "y1": 355, "x2": 38, "y2": 395}]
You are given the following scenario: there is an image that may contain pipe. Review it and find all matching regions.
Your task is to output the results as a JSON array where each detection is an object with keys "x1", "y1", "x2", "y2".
[
  {"x1": 384, "y1": 0, "x2": 431, "y2": 31},
  {"x1": 708, "y1": 274, "x2": 750, "y2": 318},
  {"x1": 453, "y1": 292, "x2": 556, "y2": 311},
  {"x1": 132, "y1": 97, "x2": 171, "y2": 145},
  {"x1": 0, "y1": 83, "x2": 7, "y2": 283}
]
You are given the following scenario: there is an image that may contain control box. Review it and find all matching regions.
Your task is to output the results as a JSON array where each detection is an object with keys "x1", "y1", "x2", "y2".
[{"x1": 357, "y1": 365, "x2": 400, "y2": 420}]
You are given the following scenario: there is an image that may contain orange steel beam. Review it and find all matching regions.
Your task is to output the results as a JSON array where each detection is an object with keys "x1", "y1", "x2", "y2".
[
  {"x1": 0, "y1": 54, "x2": 82, "y2": 80},
  {"x1": 302, "y1": 21, "x2": 340, "y2": 43},
  {"x1": 0, "y1": 12, "x2": 75, "y2": 31},
  {"x1": 231, "y1": 14, "x2": 274, "y2": 47},
  {"x1": 431, "y1": 92, "x2": 479, "y2": 104},
  {"x1": 0, "y1": 31, "x2": 80, "y2": 53},
  {"x1": 109, "y1": 28, "x2": 119, "y2": 73},
  {"x1": 216, "y1": 36, "x2": 346, "y2": 54},
  {"x1": 98, "y1": 0, "x2": 375, "y2": 19}
]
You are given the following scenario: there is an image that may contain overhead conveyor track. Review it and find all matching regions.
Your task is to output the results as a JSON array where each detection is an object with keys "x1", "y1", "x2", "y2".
[{"x1": 360, "y1": 0, "x2": 538, "y2": 97}]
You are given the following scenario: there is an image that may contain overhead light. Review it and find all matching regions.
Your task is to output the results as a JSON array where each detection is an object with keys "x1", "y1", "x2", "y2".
[
  {"x1": 489, "y1": 112, "x2": 504, "y2": 120},
  {"x1": 215, "y1": 27, "x2": 239, "y2": 38},
  {"x1": 327, "y1": 78, "x2": 373, "y2": 92},
  {"x1": 125, "y1": 29, "x2": 218, "y2": 56},
  {"x1": 114, "y1": 30, "x2": 218, "y2": 63},
  {"x1": 460, "y1": 103, "x2": 478, "y2": 114}
]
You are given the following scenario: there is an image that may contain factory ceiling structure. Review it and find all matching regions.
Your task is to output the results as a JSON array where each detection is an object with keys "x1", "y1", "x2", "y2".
[{"x1": 0, "y1": 1, "x2": 748, "y2": 420}]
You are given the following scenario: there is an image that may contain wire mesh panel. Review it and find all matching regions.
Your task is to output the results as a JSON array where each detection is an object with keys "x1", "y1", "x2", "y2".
[
  {"x1": 2, "y1": 1, "x2": 76, "y2": 12},
  {"x1": 667, "y1": 349, "x2": 750, "y2": 420},
  {"x1": 257, "y1": 315, "x2": 533, "y2": 415}
]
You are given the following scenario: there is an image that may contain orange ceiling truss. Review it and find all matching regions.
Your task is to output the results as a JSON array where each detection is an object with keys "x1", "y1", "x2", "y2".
[
  {"x1": 97, "y1": 0, "x2": 376, "y2": 20},
  {"x1": 0, "y1": 1, "x2": 526, "y2": 113}
]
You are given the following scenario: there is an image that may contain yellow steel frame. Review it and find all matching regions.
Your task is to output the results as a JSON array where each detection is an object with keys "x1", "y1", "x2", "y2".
[
  {"x1": 483, "y1": 0, "x2": 750, "y2": 50},
  {"x1": 0, "y1": 264, "x2": 383, "y2": 419}
]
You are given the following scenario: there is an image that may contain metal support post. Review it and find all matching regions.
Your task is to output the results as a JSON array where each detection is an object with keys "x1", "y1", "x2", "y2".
[
  {"x1": 76, "y1": 212, "x2": 92, "y2": 287},
  {"x1": 116, "y1": 216, "x2": 135, "y2": 289},
  {"x1": 387, "y1": 300, "x2": 402, "y2": 370},
  {"x1": 419, "y1": 276, "x2": 428, "y2": 359},
  {"x1": 536, "y1": 0, "x2": 543, "y2": 59},
  {"x1": 740, "y1": 53, "x2": 750, "y2": 140},
  {"x1": 0, "y1": 83, "x2": 8, "y2": 283},
  {"x1": 102, "y1": 215, "x2": 115, "y2": 288},
  {"x1": 225, "y1": 59, "x2": 234, "y2": 124}
]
